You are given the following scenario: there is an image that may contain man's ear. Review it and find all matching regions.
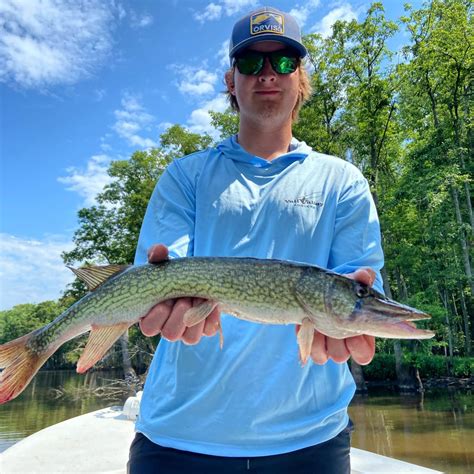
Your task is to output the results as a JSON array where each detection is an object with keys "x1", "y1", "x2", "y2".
[{"x1": 225, "y1": 69, "x2": 236, "y2": 96}]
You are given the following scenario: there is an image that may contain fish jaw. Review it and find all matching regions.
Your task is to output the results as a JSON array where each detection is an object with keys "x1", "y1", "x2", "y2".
[{"x1": 346, "y1": 294, "x2": 435, "y2": 339}]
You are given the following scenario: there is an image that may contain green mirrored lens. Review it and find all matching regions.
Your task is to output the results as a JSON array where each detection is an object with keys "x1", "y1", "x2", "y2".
[
  {"x1": 271, "y1": 54, "x2": 298, "y2": 74},
  {"x1": 236, "y1": 55, "x2": 264, "y2": 75}
]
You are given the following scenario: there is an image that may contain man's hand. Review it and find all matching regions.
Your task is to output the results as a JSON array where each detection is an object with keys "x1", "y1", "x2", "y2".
[
  {"x1": 139, "y1": 244, "x2": 221, "y2": 345},
  {"x1": 299, "y1": 268, "x2": 376, "y2": 366}
]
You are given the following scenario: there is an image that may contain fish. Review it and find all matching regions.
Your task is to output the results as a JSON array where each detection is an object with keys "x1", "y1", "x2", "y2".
[{"x1": 0, "y1": 257, "x2": 434, "y2": 404}]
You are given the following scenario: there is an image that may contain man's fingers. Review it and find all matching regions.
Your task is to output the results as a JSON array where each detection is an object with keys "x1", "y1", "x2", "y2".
[
  {"x1": 147, "y1": 244, "x2": 169, "y2": 263},
  {"x1": 345, "y1": 335, "x2": 375, "y2": 365},
  {"x1": 161, "y1": 297, "x2": 192, "y2": 341},
  {"x1": 182, "y1": 297, "x2": 213, "y2": 344},
  {"x1": 326, "y1": 337, "x2": 350, "y2": 363},
  {"x1": 310, "y1": 331, "x2": 329, "y2": 365},
  {"x1": 347, "y1": 268, "x2": 376, "y2": 287},
  {"x1": 182, "y1": 320, "x2": 206, "y2": 345},
  {"x1": 139, "y1": 299, "x2": 175, "y2": 336},
  {"x1": 203, "y1": 308, "x2": 221, "y2": 337}
]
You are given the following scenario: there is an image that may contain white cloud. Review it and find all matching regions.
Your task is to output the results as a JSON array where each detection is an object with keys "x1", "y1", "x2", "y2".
[
  {"x1": 289, "y1": 0, "x2": 321, "y2": 29},
  {"x1": 58, "y1": 154, "x2": 114, "y2": 207},
  {"x1": 116, "y1": 2, "x2": 127, "y2": 21},
  {"x1": 310, "y1": 4, "x2": 358, "y2": 37},
  {"x1": 187, "y1": 94, "x2": 228, "y2": 137},
  {"x1": 221, "y1": 0, "x2": 257, "y2": 16},
  {"x1": 130, "y1": 11, "x2": 153, "y2": 28},
  {"x1": 195, "y1": 3, "x2": 222, "y2": 22},
  {"x1": 178, "y1": 69, "x2": 218, "y2": 97},
  {"x1": 113, "y1": 94, "x2": 158, "y2": 148},
  {"x1": 0, "y1": 233, "x2": 75, "y2": 310},
  {"x1": 94, "y1": 88, "x2": 106, "y2": 101},
  {"x1": 158, "y1": 122, "x2": 173, "y2": 132},
  {"x1": 0, "y1": 0, "x2": 116, "y2": 89},
  {"x1": 194, "y1": 0, "x2": 257, "y2": 22},
  {"x1": 218, "y1": 39, "x2": 231, "y2": 67}
]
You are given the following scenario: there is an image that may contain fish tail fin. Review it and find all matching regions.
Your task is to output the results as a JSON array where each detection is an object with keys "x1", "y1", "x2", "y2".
[{"x1": 0, "y1": 331, "x2": 53, "y2": 404}]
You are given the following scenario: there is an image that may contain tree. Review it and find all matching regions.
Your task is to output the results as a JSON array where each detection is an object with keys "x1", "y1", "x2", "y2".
[
  {"x1": 294, "y1": 33, "x2": 349, "y2": 157},
  {"x1": 398, "y1": 0, "x2": 473, "y2": 355},
  {"x1": 0, "y1": 301, "x2": 78, "y2": 369},
  {"x1": 209, "y1": 110, "x2": 239, "y2": 140},
  {"x1": 61, "y1": 125, "x2": 213, "y2": 375}
]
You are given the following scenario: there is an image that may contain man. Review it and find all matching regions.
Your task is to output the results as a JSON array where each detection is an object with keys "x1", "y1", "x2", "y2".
[{"x1": 128, "y1": 6, "x2": 384, "y2": 473}]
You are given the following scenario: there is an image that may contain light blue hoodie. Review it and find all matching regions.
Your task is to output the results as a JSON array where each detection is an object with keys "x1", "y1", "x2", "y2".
[{"x1": 134, "y1": 135, "x2": 384, "y2": 457}]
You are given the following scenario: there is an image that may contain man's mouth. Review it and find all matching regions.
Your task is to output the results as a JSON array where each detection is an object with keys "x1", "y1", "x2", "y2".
[{"x1": 254, "y1": 90, "x2": 280, "y2": 95}]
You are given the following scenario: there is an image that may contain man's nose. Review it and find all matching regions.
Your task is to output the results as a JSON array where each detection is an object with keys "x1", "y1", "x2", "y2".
[{"x1": 258, "y1": 57, "x2": 276, "y2": 81}]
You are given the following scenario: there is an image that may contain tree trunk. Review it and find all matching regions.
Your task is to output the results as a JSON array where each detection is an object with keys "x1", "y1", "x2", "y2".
[
  {"x1": 458, "y1": 285, "x2": 472, "y2": 356},
  {"x1": 458, "y1": 152, "x2": 474, "y2": 231},
  {"x1": 351, "y1": 359, "x2": 368, "y2": 393},
  {"x1": 441, "y1": 290, "x2": 454, "y2": 376},
  {"x1": 382, "y1": 267, "x2": 423, "y2": 391},
  {"x1": 451, "y1": 185, "x2": 474, "y2": 297},
  {"x1": 462, "y1": 84, "x2": 474, "y2": 230},
  {"x1": 119, "y1": 330, "x2": 137, "y2": 381},
  {"x1": 393, "y1": 340, "x2": 423, "y2": 392}
]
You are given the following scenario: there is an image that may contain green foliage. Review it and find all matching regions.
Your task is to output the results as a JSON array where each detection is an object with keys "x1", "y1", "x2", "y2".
[
  {"x1": 0, "y1": 301, "x2": 63, "y2": 343},
  {"x1": 362, "y1": 354, "x2": 397, "y2": 380},
  {"x1": 160, "y1": 124, "x2": 213, "y2": 158},
  {"x1": 209, "y1": 109, "x2": 239, "y2": 140},
  {"x1": 0, "y1": 301, "x2": 79, "y2": 369},
  {"x1": 294, "y1": 33, "x2": 348, "y2": 156},
  {"x1": 363, "y1": 354, "x2": 473, "y2": 380},
  {"x1": 452, "y1": 358, "x2": 474, "y2": 377}
]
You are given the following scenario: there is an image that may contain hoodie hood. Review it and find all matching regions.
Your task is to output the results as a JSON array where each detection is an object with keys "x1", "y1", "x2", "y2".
[{"x1": 216, "y1": 135, "x2": 313, "y2": 169}]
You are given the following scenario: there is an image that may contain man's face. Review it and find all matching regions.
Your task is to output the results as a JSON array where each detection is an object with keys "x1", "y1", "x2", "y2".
[{"x1": 227, "y1": 41, "x2": 301, "y2": 126}]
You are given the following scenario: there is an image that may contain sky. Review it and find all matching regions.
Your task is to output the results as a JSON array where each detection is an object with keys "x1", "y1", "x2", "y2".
[{"x1": 0, "y1": 0, "x2": 422, "y2": 310}]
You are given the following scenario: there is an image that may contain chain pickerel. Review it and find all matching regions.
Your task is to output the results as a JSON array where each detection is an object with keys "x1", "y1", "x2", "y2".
[{"x1": 0, "y1": 258, "x2": 434, "y2": 403}]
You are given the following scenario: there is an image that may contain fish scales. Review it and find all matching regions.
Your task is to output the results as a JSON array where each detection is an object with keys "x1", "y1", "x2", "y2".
[{"x1": 0, "y1": 257, "x2": 435, "y2": 404}]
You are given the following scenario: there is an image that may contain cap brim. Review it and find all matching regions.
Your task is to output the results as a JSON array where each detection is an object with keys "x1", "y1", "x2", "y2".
[{"x1": 229, "y1": 35, "x2": 307, "y2": 64}]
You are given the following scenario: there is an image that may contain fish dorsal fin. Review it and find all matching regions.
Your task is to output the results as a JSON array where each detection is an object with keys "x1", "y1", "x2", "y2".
[{"x1": 68, "y1": 264, "x2": 131, "y2": 291}]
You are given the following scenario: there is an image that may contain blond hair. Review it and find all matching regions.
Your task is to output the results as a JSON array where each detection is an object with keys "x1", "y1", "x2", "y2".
[{"x1": 225, "y1": 63, "x2": 312, "y2": 122}]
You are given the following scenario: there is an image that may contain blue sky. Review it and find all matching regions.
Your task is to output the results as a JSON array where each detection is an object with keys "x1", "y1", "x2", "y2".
[{"x1": 0, "y1": 0, "x2": 421, "y2": 310}]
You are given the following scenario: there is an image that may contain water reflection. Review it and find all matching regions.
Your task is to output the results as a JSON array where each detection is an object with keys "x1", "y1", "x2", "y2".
[
  {"x1": 349, "y1": 388, "x2": 473, "y2": 474},
  {"x1": 0, "y1": 372, "x2": 472, "y2": 473}
]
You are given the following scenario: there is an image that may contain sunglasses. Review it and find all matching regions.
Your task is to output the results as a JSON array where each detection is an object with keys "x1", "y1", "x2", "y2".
[{"x1": 234, "y1": 50, "x2": 300, "y2": 75}]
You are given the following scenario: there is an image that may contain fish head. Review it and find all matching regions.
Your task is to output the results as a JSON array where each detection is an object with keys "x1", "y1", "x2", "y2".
[{"x1": 339, "y1": 279, "x2": 435, "y2": 339}]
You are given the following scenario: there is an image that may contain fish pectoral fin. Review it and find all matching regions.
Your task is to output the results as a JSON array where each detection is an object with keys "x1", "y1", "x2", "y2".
[
  {"x1": 68, "y1": 264, "x2": 131, "y2": 291},
  {"x1": 77, "y1": 323, "x2": 130, "y2": 374},
  {"x1": 183, "y1": 300, "x2": 219, "y2": 327},
  {"x1": 297, "y1": 318, "x2": 315, "y2": 366}
]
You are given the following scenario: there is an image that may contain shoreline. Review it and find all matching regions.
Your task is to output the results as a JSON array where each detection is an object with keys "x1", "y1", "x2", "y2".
[{"x1": 358, "y1": 376, "x2": 474, "y2": 392}]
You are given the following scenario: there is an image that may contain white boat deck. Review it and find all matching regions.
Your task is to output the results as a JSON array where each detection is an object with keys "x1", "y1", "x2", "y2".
[{"x1": 0, "y1": 406, "x2": 443, "y2": 474}]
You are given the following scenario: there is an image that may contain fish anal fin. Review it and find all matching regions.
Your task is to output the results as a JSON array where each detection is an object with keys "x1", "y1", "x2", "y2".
[
  {"x1": 297, "y1": 318, "x2": 315, "y2": 366},
  {"x1": 77, "y1": 323, "x2": 130, "y2": 374},
  {"x1": 68, "y1": 264, "x2": 131, "y2": 291},
  {"x1": 183, "y1": 300, "x2": 219, "y2": 327}
]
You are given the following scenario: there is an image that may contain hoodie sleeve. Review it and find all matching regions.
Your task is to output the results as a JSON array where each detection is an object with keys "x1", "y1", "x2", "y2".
[
  {"x1": 328, "y1": 176, "x2": 385, "y2": 294},
  {"x1": 134, "y1": 160, "x2": 196, "y2": 265}
]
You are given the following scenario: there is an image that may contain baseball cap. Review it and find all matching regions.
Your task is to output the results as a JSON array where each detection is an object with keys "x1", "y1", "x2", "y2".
[{"x1": 229, "y1": 6, "x2": 307, "y2": 64}]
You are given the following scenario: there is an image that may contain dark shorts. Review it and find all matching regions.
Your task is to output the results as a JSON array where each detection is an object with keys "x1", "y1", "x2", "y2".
[{"x1": 127, "y1": 423, "x2": 353, "y2": 474}]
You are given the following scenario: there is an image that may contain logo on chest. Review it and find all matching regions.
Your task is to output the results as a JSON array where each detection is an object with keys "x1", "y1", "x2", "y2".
[{"x1": 284, "y1": 192, "x2": 324, "y2": 209}]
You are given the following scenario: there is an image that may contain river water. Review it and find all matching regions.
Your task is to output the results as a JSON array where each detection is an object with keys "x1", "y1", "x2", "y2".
[{"x1": 0, "y1": 370, "x2": 472, "y2": 473}]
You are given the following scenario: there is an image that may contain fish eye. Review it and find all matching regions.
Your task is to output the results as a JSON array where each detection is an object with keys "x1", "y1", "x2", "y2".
[{"x1": 355, "y1": 283, "x2": 370, "y2": 298}]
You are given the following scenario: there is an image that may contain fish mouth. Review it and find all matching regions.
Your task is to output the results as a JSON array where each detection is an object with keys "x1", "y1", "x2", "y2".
[{"x1": 350, "y1": 296, "x2": 435, "y2": 339}]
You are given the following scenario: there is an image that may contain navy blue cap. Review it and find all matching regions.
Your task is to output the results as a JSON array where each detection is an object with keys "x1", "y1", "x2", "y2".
[{"x1": 229, "y1": 6, "x2": 307, "y2": 64}]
